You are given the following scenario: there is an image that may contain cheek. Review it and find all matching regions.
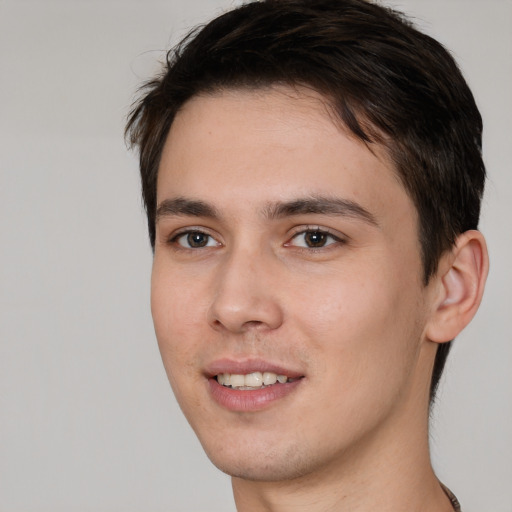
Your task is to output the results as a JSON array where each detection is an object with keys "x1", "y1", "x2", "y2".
[
  {"x1": 150, "y1": 264, "x2": 208, "y2": 382},
  {"x1": 289, "y1": 261, "x2": 423, "y2": 383},
  {"x1": 294, "y1": 284, "x2": 423, "y2": 439},
  {"x1": 151, "y1": 259, "x2": 207, "y2": 328},
  {"x1": 290, "y1": 268, "x2": 395, "y2": 331}
]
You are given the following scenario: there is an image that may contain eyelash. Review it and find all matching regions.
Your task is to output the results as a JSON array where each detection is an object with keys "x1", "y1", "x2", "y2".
[
  {"x1": 166, "y1": 226, "x2": 346, "y2": 251},
  {"x1": 168, "y1": 229, "x2": 220, "y2": 249},
  {"x1": 285, "y1": 226, "x2": 345, "y2": 249}
]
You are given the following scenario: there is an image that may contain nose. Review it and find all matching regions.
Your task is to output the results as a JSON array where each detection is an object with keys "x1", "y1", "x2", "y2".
[{"x1": 207, "y1": 247, "x2": 284, "y2": 334}]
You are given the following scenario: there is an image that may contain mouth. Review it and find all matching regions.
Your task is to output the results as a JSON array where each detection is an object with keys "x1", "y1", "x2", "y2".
[
  {"x1": 205, "y1": 360, "x2": 305, "y2": 411},
  {"x1": 216, "y1": 371, "x2": 301, "y2": 390}
]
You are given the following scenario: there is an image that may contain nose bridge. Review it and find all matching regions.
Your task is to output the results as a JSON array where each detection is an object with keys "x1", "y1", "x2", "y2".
[{"x1": 208, "y1": 240, "x2": 283, "y2": 333}]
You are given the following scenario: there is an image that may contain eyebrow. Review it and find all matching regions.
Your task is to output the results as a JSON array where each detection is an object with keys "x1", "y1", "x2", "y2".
[
  {"x1": 155, "y1": 197, "x2": 219, "y2": 221},
  {"x1": 263, "y1": 196, "x2": 379, "y2": 227},
  {"x1": 155, "y1": 195, "x2": 378, "y2": 227}
]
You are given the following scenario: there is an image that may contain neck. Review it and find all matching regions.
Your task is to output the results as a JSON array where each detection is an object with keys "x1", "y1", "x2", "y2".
[{"x1": 232, "y1": 347, "x2": 454, "y2": 512}]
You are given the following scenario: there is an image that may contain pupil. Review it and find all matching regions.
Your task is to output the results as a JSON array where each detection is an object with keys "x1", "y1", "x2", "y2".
[
  {"x1": 305, "y1": 231, "x2": 326, "y2": 247},
  {"x1": 187, "y1": 232, "x2": 208, "y2": 247}
]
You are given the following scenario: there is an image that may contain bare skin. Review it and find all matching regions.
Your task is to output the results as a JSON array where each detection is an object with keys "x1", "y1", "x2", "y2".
[{"x1": 151, "y1": 86, "x2": 488, "y2": 511}]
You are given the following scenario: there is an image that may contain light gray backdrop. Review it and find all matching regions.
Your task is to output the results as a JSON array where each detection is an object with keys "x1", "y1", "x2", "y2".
[{"x1": 1, "y1": 1, "x2": 511, "y2": 511}]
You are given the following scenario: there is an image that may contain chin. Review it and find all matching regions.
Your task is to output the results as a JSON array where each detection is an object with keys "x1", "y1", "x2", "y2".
[
  {"x1": 199, "y1": 435, "x2": 320, "y2": 482},
  {"x1": 210, "y1": 455, "x2": 312, "y2": 482}
]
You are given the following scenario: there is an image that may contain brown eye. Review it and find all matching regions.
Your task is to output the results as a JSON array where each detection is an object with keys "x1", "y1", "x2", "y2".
[
  {"x1": 187, "y1": 232, "x2": 209, "y2": 247},
  {"x1": 288, "y1": 229, "x2": 340, "y2": 248},
  {"x1": 173, "y1": 231, "x2": 219, "y2": 248},
  {"x1": 304, "y1": 231, "x2": 328, "y2": 247}
]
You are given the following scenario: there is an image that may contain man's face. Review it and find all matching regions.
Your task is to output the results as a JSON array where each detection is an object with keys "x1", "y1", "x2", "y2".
[{"x1": 152, "y1": 87, "x2": 436, "y2": 481}]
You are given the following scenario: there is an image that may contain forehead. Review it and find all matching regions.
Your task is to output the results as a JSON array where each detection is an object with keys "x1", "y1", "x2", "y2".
[{"x1": 157, "y1": 86, "x2": 413, "y2": 227}]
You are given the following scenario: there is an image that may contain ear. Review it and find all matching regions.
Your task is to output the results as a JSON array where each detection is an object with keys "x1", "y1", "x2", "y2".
[{"x1": 426, "y1": 230, "x2": 489, "y2": 343}]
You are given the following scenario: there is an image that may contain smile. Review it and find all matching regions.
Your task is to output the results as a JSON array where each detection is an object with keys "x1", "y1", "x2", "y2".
[
  {"x1": 206, "y1": 361, "x2": 305, "y2": 411},
  {"x1": 216, "y1": 371, "x2": 299, "y2": 389}
]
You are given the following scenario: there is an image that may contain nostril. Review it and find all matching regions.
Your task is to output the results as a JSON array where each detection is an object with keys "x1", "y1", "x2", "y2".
[
  {"x1": 243, "y1": 320, "x2": 265, "y2": 328},
  {"x1": 208, "y1": 296, "x2": 282, "y2": 333}
]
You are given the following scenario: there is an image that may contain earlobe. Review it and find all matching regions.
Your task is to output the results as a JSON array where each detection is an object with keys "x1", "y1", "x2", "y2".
[{"x1": 426, "y1": 230, "x2": 489, "y2": 343}]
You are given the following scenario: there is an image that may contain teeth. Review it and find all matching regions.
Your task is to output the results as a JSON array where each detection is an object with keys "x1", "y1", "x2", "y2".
[
  {"x1": 245, "y1": 372, "x2": 263, "y2": 387},
  {"x1": 263, "y1": 372, "x2": 277, "y2": 385},
  {"x1": 216, "y1": 372, "x2": 290, "y2": 388},
  {"x1": 229, "y1": 374, "x2": 245, "y2": 388},
  {"x1": 217, "y1": 373, "x2": 230, "y2": 386}
]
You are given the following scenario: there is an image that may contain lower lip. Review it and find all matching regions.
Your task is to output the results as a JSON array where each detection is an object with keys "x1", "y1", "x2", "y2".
[{"x1": 208, "y1": 377, "x2": 302, "y2": 412}]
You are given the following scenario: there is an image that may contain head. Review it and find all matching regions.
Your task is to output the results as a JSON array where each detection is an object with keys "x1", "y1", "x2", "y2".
[
  {"x1": 126, "y1": 0, "x2": 485, "y2": 402},
  {"x1": 126, "y1": 0, "x2": 487, "y2": 481}
]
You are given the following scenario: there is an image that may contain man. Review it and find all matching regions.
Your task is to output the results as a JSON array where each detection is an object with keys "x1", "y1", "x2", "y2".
[{"x1": 126, "y1": 1, "x2": 488, "y2": 510}]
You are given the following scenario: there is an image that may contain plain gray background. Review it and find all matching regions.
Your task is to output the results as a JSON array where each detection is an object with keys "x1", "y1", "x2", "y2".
[{"x1": 1, "y1": 1, "x2": 511, "y2": 511}]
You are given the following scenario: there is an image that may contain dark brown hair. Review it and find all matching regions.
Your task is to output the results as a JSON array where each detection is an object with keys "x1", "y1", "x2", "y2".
[{"x1": 126, "y1": 0, "x2": 485, "y2": 400}]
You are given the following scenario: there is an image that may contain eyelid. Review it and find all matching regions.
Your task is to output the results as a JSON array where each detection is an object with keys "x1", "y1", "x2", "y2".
[
  {"x1": 163, "y1": 224, "x2": 347, "y2": 250},
  {"x1": 287, "y1": 225, "x2": 345, "y2": 240},
  {"x1": 285, "y1": 225, "x2": 347, "y2": 248},
  {"x1": 167, "y1": 227, "x2": 222, "y2": 248}
]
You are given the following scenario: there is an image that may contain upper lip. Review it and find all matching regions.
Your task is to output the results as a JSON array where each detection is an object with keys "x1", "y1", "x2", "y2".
[{"x1": 204, "y1": 358, "x2": 304, "y2": 379}]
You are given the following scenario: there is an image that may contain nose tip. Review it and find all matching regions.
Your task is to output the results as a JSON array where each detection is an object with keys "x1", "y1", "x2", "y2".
[
  {"x1": 209, "y1": 300, "x2": 283, "y2": 334},
  {"x1": 207, "y1": 254, "x2": 284, "y2": 334}
]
